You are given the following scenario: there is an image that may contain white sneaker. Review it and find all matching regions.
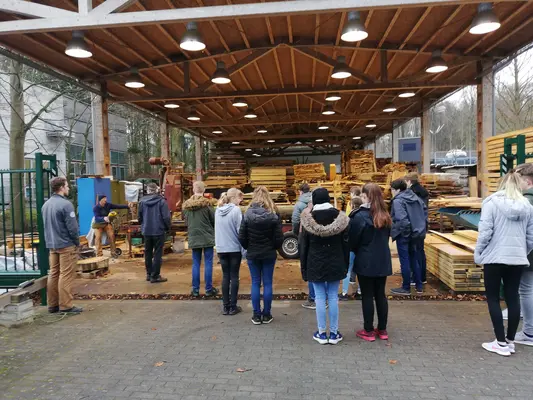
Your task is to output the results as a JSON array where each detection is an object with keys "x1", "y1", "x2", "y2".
[
  {"x1": 482, "y1": 339, "x2": 511, "y2": 356},
  {"x1": 514, "y1": 331, "x2": 533, "y2": 346},
  {"x1": 507, "y1": 341, "x2": 516, "y2": 354},
  {"x1": 502, "y1": 308, "x2": 523, "y2": 320}
]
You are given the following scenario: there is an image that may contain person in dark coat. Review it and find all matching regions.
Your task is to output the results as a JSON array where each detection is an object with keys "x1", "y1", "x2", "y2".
[
  {"x1": 390, "y1": 179, "x2": 427, "y2": 296},
  {"x1": 93, "y1": 194, "x2": 129, "y2": 257},
  {"x1": 300, "y1": 187, "x2": 350, "y2": 345},
  {"x1": 405, "y1": 172, "x2": 429, "y2": 283},
  {"x1": 138, "y1": 183, "x2": 171, "y2": 283},
  {"x1": 183, "y1": 181, "x2": 218, "y2": 298},
  {"x1": 349, "y1": 183, "x2": 393, "y2": 342},
  {"x1": 239, "y1": 186, "x2": 283, "y2": 325}
]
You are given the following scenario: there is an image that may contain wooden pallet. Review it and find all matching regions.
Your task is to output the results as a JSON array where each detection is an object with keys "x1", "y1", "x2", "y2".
[{"x1": 77, "y1": 266, "x2": 110, "y2": 279}]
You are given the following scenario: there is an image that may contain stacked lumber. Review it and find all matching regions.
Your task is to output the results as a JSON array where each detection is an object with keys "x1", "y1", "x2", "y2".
[
  {"x1": 420, "y1": 173, "x2": 464, "y2": 198},
  {"x1": 341, "y1": 150, "x2": 377, "y2": 175},
  {"x1": 249, "y1": 159, "x2": 296, "y2": 200},
  {"x1": 204, "y1": 176, "x2": 247, "y2": 188},
  {"x1": 380, "y1": 162, "x2": 407, "y2": 174},
  {"x1": 293, "y1": 163, "x2": 326, "y2": 182},
  {"x1": 376, "y1": 158, "x2": 392, "y2": 171},
  {"x1": 425, "y1": 232, "x2": 483, "y2": 292},
  {"x1": 249, "y1": 167, "x2": 287, "y2": 191},
  {"x1": 76, "y1": 256, "x2": 110, "y2": 279},
  {"x1": 206, "y1": 149, "x2": 247, "y2": 188},
  {"x1": 485, "y1": 127, "x2": 533, "y2": 194},
  {"x1": 426, "y1": 197, "x2": 481, "y2": 231}
]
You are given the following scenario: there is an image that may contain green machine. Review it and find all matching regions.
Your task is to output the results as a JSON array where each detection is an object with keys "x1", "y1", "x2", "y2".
[{"x1": 500, "y1": 134, "x2": 533, "y2": 175}]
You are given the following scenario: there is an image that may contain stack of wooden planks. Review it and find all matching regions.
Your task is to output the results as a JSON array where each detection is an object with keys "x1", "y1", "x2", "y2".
[
  {"x1": 427, "y1": 196, "x2": 481, "y2": 231},
  {"x1": 341, "y1": 150, "x2": 377, "y2": 175},
  {"x1": 421, "y1": 173, "x2": 464, "y2": 197},
  {"x1": 425, "y1": 231, "x2": 483, "y2": 292},
  {"x1": 484, "y1": 127, "x2": 533, "y2": 194},
  {"x1": 206, "y1": 149, "x2": 247, "y2": 188},
  {"x1": 249, "y1": 167, "x2": 287, "y2": 191},
  {"x1": 76, "y1": 256, "x2": 110, "y2": 279},
  {"x1": 293, "y1": 163, "x2": 326, "y2": 182}
]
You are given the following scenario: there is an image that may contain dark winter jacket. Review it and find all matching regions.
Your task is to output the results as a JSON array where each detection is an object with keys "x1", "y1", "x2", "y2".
[
  {"x1": 391, "y1": 189, "x2": 427, "y2": 241},
  {"x1": 42, "y1": 194, "x2": 79, "y2": 249},
  {"x1": 238, "y1": 203, "x2": 283, "y2": 260},
  {"x1": 138, "y1": 194, "x2": 171, "y2": 236},
  {"x1": 349, "y1": 205, "x2": 392, "y2": 278},
  {"x1": 292, "y1": 192, "x2": 312, "y2": 232},
  {"x1": 183, "y1": 195, "x2": 215, "y2": 249},
  {"x1": 525, "y1": 188, "x2": 533, "y2": 271},
  {"x1": 410, "y1": 182, "x2": 429, "y2": 208},
  {"x1": 299, "y1": 207, "x2": 350, "y2": 283},
  {"x1": 93, "y1": 202, "x2": 128, "y2": 223}
]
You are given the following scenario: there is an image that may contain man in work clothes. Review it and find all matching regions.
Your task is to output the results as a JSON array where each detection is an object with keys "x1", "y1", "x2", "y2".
[
  {"x1": 405, "y1": 172, "x2": 429, "y2": 284},
  {"x1": 93, "y1": 194, "x2": 129, "y2": 257},
  {"x1": 42, "y1": 177, "x2": 82, "y2": 314},
  {"x1": 138, "y1": 183, "x2": 171, "y2": 283},
  {"x1": 292, "y1": 183, "x2": 316, "y2": 309},
  {"x1": 183, "y1": 181, "x2": 218, "y2": 297}
]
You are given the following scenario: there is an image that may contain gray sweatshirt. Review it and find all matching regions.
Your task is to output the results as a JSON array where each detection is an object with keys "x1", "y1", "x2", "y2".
[
  {"x1": 215, "y1": 203, "x2": 243, "y2": 253},
  {"x1": 42, "y1": 194, "x2": 79, "y2": 249}
]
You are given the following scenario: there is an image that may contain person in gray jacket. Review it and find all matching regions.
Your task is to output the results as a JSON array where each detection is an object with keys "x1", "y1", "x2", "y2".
[
  {"x1": 42, "y1": 177, "x2": 81, "y2": 314},
  {"x1": 138, "y1": 183, "x2": 171, "y2": 284},
  {"x1": 475, "y1": 171, "x2": 533, "y2": 357},
  {"x1": 215, "y1": 188, "x2": 244, "y2": 315},
  {"x1": 389, "y1": 179, "x2": 427, "y2": 296}
]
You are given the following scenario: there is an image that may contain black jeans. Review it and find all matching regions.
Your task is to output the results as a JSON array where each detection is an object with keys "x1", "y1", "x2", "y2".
[
  {"x1": 144, "y1": 234, "x2": 165, "y2": 278},
  {"x1": 357, "y1": 274, "x2": 388, "y2": 332},
  {"x1": 484, "y1": 264, "x2": 524, "y2": 342},
  {"x1": 219, "y1": 252, "x2": 242, "y2": 308}
]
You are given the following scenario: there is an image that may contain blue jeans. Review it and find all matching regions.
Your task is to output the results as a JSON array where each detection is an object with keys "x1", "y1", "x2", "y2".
[
  {"x1": 248, "y1": 258, "x2": 276, "y2": 315},
  {"x1": 396, "y1": 237, "x2": 422, "y2": 290},
  {"x1": 342, "y1": 252, "x2": 356, "y2": 294},
  {"x1": 308, "y1": 282, "x2": 315, "y2": 301},
  {"x1": 192, "y1": 247, "x2": 214, "y2": 292},
  {"x1": 312, "y1": 281, "x2": 340, "y2": 334}
]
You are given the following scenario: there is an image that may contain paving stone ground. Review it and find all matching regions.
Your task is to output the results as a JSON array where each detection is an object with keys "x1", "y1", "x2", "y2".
[{"x1": 1, "y1": 300, "x2": 533, "y2": 400}]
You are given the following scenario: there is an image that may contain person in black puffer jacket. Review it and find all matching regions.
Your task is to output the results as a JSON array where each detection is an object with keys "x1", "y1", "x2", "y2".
[
  {"x1": 300, "y1": 188, "x2": 350, "y2": 345},
  {"x1": 349, "y1": 183, "x2": 393, "y2": 342},
  {"x1": 239, "y1": 186, "x2": 283, "y2": 325}
]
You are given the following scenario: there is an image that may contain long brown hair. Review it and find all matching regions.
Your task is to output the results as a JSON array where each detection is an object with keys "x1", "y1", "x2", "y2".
[
  {"x1": 363, "y1": 183, "x2": 392, "y2": 229},
  {"x1": 249, "y1": 186, "x2": 277, "y2": 213}
]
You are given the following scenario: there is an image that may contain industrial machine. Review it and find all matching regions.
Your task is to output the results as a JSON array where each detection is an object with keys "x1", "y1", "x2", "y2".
[{"x1": 149, "y1": 157, "x2": 193, "y2": 214}]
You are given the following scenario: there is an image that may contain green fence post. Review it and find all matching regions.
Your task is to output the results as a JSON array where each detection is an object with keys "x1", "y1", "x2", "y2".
[{"x1": 35, "y1": 153, "x2": 48, "y2": 305}]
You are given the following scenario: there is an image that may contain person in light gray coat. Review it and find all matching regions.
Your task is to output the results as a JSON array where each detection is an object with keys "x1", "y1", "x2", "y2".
[
  {"x1": 215, "y1": 188, "x2": 244, "y2": 315},
  {"x1": 292, "y1": 183, "x2": 312, "y2": 234},
  {"x1": 475, "y1": 171, "x2": 533, "y2": 357}
]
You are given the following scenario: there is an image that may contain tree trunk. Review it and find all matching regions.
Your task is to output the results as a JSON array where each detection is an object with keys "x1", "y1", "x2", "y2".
[{"x1": 9, "y1": 59, "x2": 25, "y2": 233}]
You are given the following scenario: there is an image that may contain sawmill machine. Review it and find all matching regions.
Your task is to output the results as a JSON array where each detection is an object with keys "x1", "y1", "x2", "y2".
[{"x1": 148, "y1": 157, "x2": 193, "y2": 215}]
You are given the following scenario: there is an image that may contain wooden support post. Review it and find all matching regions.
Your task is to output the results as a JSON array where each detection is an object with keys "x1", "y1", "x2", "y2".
[
  {"x1": 477, "y1": 62, "x2": 494, "y2": 198},
  {"x1": 91, "y1": 83, "x2": 110, "y2": 176},
  {"x1": 195, "y1": 136, "x2": 203, "y2": 181},
  {"x1": 421, "y1": 107, "x2": 431, "y2": 174},
  {"x1": 160, "y1": 113, "x2": 170, "y2": 159}
]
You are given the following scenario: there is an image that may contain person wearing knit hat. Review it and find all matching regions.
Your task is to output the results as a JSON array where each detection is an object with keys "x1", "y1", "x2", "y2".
[
  {"x1": 93, "y1": 193, "x2": 130, "y2": 257},
  {"x1": 300, "y1": 187, "x2": 350, "y2": 345}
]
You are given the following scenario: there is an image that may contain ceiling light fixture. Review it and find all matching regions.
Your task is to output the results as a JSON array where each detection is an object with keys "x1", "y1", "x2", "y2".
[
  {"x1": 253, "y1": 153, "x2": 261, "y2": 157},
  {"x1": 426, "y1": 50, "x2": 448, "y2": 74},
  {"x1": 341, "y1": 11, "x2": 368, "y2": 42},
  {"x1": 164, "y1": 102, "x2": 180, "y2": 109},
  {"x1": 315, "y1": 139, "x2": 324, "y2": 142},
  {"x1": 366, "y1": 121, "x2": 377, "y2": 128},
  {"x1": 383, "y1": 101, "x2": 397, "y2": 113},
  {"x1": 232, "y1": 141, "x2": 240, "y2": 145},
  {"x1": 232, "y1": 98, "x2": 248, "y2": 107},
  {"x1": 211, "y1": 61, "x2": 231, "y2": 85},
  {"x1": 398, "y1": 91, "x2": 416, "y2": 98},
  {"x1": 318, "y1": 124, "x2": 329, "y2": 130},
  {"x1": 470, "y1": 3, "x2": 501, "y2": 35},
  {"x1": 187, "y1": 107, "x2": 200, "y2": 121},
  {"x1": 325, "y1": 92, "x2": 342, "y2": 102},
  {"x1": 322, "y1": 105, "x2": 336, "y2": 115},
  {"x1": 124, "y1": 68, "x2": 144, "y2": 88},
  {"x1": 267, "y1": 139, "x2": 275, "y2": 143},
  {"x1": 245, "y1": 148, "x2": 252, "y2": 151},
  {"x1": 65, "y1": 31, "x2": 92, "y2": 58},
  {"x1": 353, "y1": 136, "x2": 362, "y2": 140},
  {"x1": 331, "y1": 56, "x2": 352, "y2": 79},
  {"x1": 257, "y1": 127, "x2": 268, "y2": 133},
  {"x1": 179, "y1": 21, "x2": 206, "y2": 52},
  {"x1": 212, "y1": 128, "x2": 222, "y2": 134},
  {"x1": 244, "y1": 107, "x2": 257, "y2": 119}
]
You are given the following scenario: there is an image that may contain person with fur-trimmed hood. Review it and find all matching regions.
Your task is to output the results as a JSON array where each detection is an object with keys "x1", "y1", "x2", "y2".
[
  {"x1": 299, "y1": 187, "x2": 350, "y2": 345},
  {"x1": 183, "y1": 181, "x2": 218, "y2": 298}
]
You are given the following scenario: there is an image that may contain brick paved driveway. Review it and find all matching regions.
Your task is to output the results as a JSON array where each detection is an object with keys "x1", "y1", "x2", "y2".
[{"x1": 1, "y1": 300, "x2": 533, "y2": 400}]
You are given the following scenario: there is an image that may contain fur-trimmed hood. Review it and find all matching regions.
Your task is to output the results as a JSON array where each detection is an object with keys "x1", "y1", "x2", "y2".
[
  {"x1": 183, "y1": 195, "x2": 213, "y2": 211},
  {"x1": 301, "y1": 208, "x2": 349, "y2": 237}
]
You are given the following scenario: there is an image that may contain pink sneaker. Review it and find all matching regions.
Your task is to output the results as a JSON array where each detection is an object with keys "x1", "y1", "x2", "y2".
[
  {"x1": 356, "y1": 329, "x2": 376, "y2": 342},
  {"x1": 375, "y1": 329, "x2": 389, "y2": 340}
]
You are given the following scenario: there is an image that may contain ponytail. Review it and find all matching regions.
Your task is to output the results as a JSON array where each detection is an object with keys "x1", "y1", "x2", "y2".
[{"x1": 498, "y1": 170, "x2": 527, "y2": 201}]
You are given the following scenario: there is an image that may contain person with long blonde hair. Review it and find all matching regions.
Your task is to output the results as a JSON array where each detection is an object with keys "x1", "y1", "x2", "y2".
[
  {"x1": 475, "y1": 170, "x2": 533, "y2": 356},
  {"x1": 215, "y1": 188, "x2": 244, "y2": 315},
  {"x1": 239, "y1": 186, "x2": 283, "y2": 325}
]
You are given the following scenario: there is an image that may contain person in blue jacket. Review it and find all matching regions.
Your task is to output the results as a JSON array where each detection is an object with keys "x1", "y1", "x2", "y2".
[{"x1": 93, "y1": 194, "x2": 129, "y2": 257}]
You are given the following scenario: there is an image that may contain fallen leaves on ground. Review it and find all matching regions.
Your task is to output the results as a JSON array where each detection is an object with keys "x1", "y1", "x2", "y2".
[
  {"x1": 389, "y1": 360, "x2": 398, "y2": 365},
  {"x1": 151, "y1": 327, "x2": 157, "y2": 331},
  {"x1": 154, "y1": 361, "x2": 165, "y2": 367},
  {"x1": 236, "y1": 368, "x2": 251, "y2": 373},
  {"x1": 211, "y1": 336, "x2": 217, "y2": 341}
]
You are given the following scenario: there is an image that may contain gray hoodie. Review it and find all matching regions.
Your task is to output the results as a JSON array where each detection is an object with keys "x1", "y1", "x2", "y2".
[
  {"x1": 215, "y1": 203, "x2": 243, "y2": 253},
  {"x1": 475, "y1": 191, "x2": 533, "y2": 266}
]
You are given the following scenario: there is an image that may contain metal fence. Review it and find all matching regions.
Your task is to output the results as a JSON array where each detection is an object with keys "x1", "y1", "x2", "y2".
[
  {"x1": 431, "y1": 150, "x2": 477, "y2": 166},
  {"x1": 0, "y1": 153, "x2": 57, "y2": 288}
]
